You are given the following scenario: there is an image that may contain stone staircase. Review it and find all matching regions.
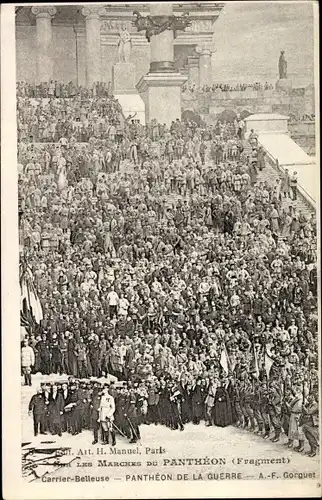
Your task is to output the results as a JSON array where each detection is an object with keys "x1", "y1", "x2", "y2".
[{"x1": 243, "y1": 141, "x2": 315, "y2": 217}]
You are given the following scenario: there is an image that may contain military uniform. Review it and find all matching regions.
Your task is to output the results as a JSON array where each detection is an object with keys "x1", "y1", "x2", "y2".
[
  {"x1": 302, "y1": 399, "x2": 319, "y2": 456},
  {"x1": 268, "y1": 381, "x2": 282, "y2": 442},
  {"x1": 125, "y1": 389, "x2": 141, "y2": 443},
  {"x1": 99, "y1": 389, "x2": 116, "y2": 445},
  {"x1": 65, "y1": 384, "x2": 80, "y2": 435},
  {"x1": 244, "y1": 379, "x2": 255, "y2": 430},
  {"x1": 260, "y1": 384, "x2": 271, "y2": 438},
  {"x1": 115, "y1": 388, "x2": 131, "y2": 438},
  {"x1": 169, "y1": 384, "x2": 184, "y2": 431},
  {"x1": 90, "y1": 384, "x2": 101, "y2": 444},
  {"x1": 48, "y1": 386, "x2": 64, "y2": 436},
  {"x1": 28, "y1": 391, "x2": 46, "y2": 436},
  {"x1": 232, "y1": 381, "x2": 244, "y2": 427},
  {"x1": 253, "y1": 380, "x2": 264, "y2": 434}
]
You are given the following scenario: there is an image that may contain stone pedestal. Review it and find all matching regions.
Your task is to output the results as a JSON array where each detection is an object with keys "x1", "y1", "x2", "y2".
[
  {"x1": 137, "y1": 3, "x2": 187, "y2": 125},
  {"x1": 275, "y1": 78, "x2": 292, "y2": 93},
  {"x1": 137, "y1": 73, "x2": 187, "y2": 126},
  {"x1": 112, "y1": 62, "x2": 136, "y2": 94}
]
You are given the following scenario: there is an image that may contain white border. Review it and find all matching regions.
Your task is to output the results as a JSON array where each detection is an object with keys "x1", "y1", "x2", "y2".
[{"x1": 1, "y1": 2, "x2": 321, "y2": 499}]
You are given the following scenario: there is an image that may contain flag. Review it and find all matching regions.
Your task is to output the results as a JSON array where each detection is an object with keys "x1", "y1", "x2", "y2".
[
  {"x1": 19, "y1": 259, "x2": 43, "y2": 328},
  {"x1": 252, "y1": 343, "x2": 260, "y2": 379},
  {"x1": 220, "y1": 347, "x2": 229, "y2": 374},
  {"x1": 264, "y1": 350, "x2": 274, "y2": 379}
]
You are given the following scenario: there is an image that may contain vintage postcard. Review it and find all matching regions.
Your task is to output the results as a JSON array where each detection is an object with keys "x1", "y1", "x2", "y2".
[{"x1": 1, "y1": 1, "x2": 321, "y2": 499}]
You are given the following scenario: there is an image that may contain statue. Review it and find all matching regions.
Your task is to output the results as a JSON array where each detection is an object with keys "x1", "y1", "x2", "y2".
[
  {"x1": 117, "y1": 26, "x2": 132, "y2": 63},
  {"x1": 278, "y1": 51, "x2": 287, "y2": 79},
  {"x1": 133, "y1": 10, "x2": 191, "y2": 42}
]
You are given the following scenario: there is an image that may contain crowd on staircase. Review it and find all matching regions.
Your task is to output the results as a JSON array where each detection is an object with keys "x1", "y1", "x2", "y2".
[{"x1": 19, "y1": 83, "x2": 318, "y2": 456}]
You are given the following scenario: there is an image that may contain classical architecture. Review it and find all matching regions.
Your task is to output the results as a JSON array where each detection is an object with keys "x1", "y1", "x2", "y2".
[{"x1": 16, "y1": 4, "x2": 224, "y2": 88}]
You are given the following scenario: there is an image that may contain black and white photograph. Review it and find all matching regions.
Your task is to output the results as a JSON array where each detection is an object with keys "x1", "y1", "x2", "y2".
[{"x1": 1, "y1": 1, "x2": 320, "y2": 498}]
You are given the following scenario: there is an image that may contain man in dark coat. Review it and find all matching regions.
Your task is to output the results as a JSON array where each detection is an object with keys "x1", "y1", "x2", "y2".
[
  {"x1": 213, "y1": 377, "x2": 233, "y2": 427},
  {"x1": 59, "y1": 334, "x2": 69, "y2": 375},
  {"x1": 60, "y1": 382, "x2": 70, "y2": 432},
  {"x1": 28, "y1": 388, "x2": 46, "y2": 436},
  {"x1": 191, "y1": 378, "x2": 205, "y2": 425},
  {"x1": 268, "y1": 379, "x2": 283, "y2": 442},
  {"x1": 67, "y1": 334, "x2": 78, "y2": 377},
  {"x1": 147, "y1": 380, "x2": 160, "y2": 425},
  {"x1": 48, "y1": 383, "x2": 64, "y2": 436},
  {"x1": 115, "y1": 386, "x2": 131, "y2": 439},
  {"x1": 88, "y1": 334, "x2": 100, "y2": 377},
  {"x1": 125, "y1": 386, "x2": 141, "y2": 443},
  {"x1": 90, "y1": 382, "x2": 102, "y2": 444},
  {"x1": 301, "y1": 392, "x2": 319, "y2": 457},
  {"x1": 169, "y1": 382, "x2": 184, "y2": 431},
  {"x1": 65, "y1": 382, "x2": 80, "y2": 435},
  {"x1": 36, "y1": 334, "x2": 51, "y2": 375},
  {"x1": 50, "y1": 334, "x2": 62, "y2": 374}
]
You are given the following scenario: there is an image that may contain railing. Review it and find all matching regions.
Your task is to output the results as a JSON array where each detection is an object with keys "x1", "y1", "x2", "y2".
[{"x1": 260, "y1": 143, "x2": 316, "y2": 212}]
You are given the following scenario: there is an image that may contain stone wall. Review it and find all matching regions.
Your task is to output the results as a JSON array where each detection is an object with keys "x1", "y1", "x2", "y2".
[
  {"x1": 288, "y1": 121, "x2": 315, "y2": 155},
  {"x1": 181, "y1": 87, "x2": 315, "y2": 121}
]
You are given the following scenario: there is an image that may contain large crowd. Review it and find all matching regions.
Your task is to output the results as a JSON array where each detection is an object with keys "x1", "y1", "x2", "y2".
[
  {"x1": 182, "y1": 82, "x2": 274, "y2": 94},
  {"x1": 20, "y1": 84, "x2": 318, "y2": 457}
]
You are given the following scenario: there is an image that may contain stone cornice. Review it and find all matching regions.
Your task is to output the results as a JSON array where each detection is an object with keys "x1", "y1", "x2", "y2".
[
  {"x1": 137, "y1": 72, "x2": 187, "y2": 93},
  {"x1": 17, "y1": 4, "x2": 224, "y2": 26}
]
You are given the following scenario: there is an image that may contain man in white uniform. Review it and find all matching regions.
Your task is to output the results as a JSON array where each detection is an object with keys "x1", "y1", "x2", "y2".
[{"x1": 99, "y1": 386, "x2": 116, "y2": 445}]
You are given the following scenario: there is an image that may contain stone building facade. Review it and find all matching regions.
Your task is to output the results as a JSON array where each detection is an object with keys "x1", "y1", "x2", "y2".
[{"x1": 15, "y1": 3, "x2": 224, "y2": 87}]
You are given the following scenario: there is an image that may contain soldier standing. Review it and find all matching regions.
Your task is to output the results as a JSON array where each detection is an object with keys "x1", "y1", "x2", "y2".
[
  {"x1": 288, "y1": 384, "x2": 304, "y2": 452},
  {"x1": 99, "y1": 385, "x2": 116, "y2": 446},
  {"x1": 260, "y1": 380, "x2": 271, "y2": 439},
  {"x1": 281, "y1": 386, "x2": 292, "y2": 440},
  {"x1": 302, "y1": 392, "x2": 319, "y2": 457},
  {"x1": 147, "y1": 379, "x2": 160, "y2": 425},
  {"x1": 115, "y1": 385, "x2": 131, "y2": 439},
  {"x1": 90, "y1": 381, "x2": 102, "y2": 444},
  {"x1": 28, "y1": 388, "x2": 46, "y2": 436},
  {"x1": 191, "y1": 378, "x2": 205, "y2": 425},
  {"x1": 253, "y1": 378, "x2": 264, "y2": 434},
  {"x1": 169, "y1": 382, "x2": 184, "y2": 431},
  {"x1": 205, "y1": 377, "x2": 217, "y2": 426},
  {"x1": 36, "y1": 334, "x2": 51, "y2": 375},
  {"x1": 268, "y1": 379, "x2": 283, "y2": 442},
  {"x1": 125, "y1": 385, "x2": 141, "y2": 443},
  {"x1": 244, "y1": 376, "x2": 256, "y2": 430},
  {"x1": 48, "y1": 382, "x2": 64, "y2": 436},
  {"x1": 65, "y1": 381, "x2": 80, "y2": 435}
]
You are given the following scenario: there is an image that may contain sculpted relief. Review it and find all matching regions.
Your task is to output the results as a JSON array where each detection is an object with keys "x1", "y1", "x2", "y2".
[
  {"x1": 101, "y1": 20, "x2": 133, "y2": 33},
  {"x1": 185, "y1": 19, "x2": 213, "y2": 32}
]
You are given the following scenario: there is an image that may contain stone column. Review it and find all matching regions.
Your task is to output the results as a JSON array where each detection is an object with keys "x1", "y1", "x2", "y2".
[
  {"x1": 197, "y1": 46, "x2": 213, "y2": 87},
  {"x1": 136, "y1": 3, "x2": 187, "y2": 126},
  {"x1": 31, "y1": 6, "x2": 56, "y2": 83},
  {"x1": 82, "y1": 6, "x2": 102, "y2": 87},
  {"x1": 187, "y1": 56, "x2": 200, "y2": 87},
  {"x1": 149, "y1": 4, "x2": 175, "y2": 73}
]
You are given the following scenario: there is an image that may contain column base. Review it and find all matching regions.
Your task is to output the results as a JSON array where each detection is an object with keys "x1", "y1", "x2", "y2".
[
  {"x1": 137, "y1": 72, "x2": 187, "y2": 126},
  {"x1": 149, "y1": 61, "x2": 175, "y2": 73}
]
